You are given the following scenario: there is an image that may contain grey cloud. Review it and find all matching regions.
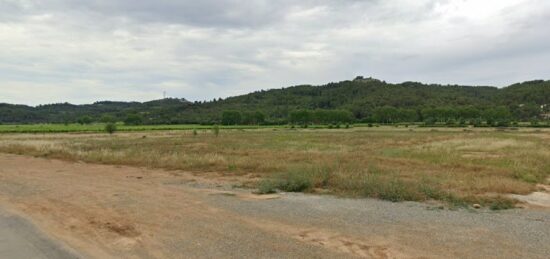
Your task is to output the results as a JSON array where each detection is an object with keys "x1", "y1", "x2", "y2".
[{"x1": 0, "y1": 0, "x2": 549, "y2": 105}]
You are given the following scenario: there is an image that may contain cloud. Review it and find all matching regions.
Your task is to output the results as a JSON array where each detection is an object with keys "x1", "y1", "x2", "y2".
[{"x1": 0, "y1": 0, "x2": 549, "y2": 105}]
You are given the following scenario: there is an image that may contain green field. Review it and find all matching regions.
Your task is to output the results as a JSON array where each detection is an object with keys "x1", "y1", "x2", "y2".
[
  {"x1": 0, "y1": 121, "x2": 547, "y2": 134},
  {"x1": 0, "y1": 124, "x2": 271, "y2": 133}
]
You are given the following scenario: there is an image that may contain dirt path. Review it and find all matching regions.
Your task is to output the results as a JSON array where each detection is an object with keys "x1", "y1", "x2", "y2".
[{"x1": 0, "y1": 154, "x2": 548, "y2": 258}]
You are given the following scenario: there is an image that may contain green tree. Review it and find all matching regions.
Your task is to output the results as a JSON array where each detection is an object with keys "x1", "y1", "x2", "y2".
[
  {"x1": 124, "y1": 114, "x2": 143, "y2": 125},
  {"x1": 373, "y1": 106, "x2": 398, "y2": 123},
  {"x1": 104, "y1": 122, "x2": 117, "y2": 134},
  {"x1": 100, "y1": 114, "x2": 115, "y2": 123},
  {"x1": 77, "y1": 115, "x2": 93, "y2": 125},
  {"x1": 290, "y1": 110, "x2": 313, "y2": 126},
  {"x1": 242, "y1": 111, "x2": 265, "y2": 125},
  {"x1": 221, "y1": 111, "x2": 242, "y2": 125}
]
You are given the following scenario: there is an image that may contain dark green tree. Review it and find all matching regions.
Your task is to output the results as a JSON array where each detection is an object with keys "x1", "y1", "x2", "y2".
[
  {"x1": 221, "y1": 111, "x2": 242, "y2": 125},
  {"x1": 124, "y1": 114, "x2": 143, "y2": 125}
]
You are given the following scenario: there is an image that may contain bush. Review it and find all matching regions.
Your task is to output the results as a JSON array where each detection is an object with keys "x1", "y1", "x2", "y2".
[
  {"x1": 257, "y1": 170, "x2": 314, "y2": 194},
  {"x1": 104, "y1": 123, "x2": 117, "y2": 134},
  {"x1": 363, "y1": 175, "x2": 421, "y2": 202},
  {"x1": 193, "y1": 129, "x2": 198, "y2": 136},
  {"x1": 471, "y1": 119, "x2": 482, "y2": 127},
  {"x1": 276, "y1": 171, "x2": 312, "y2": 192},
  {"x1": 489, "y1": 198, "x2": 515, "y2": 210},
  {"x1": 256, "y1": 179, "x2": 278, "y2": 194},
  {"x1": 496, "y1": 120, "x2": 510, "y2": 127},
  {"x1": 212, "y1": 125, "x2": 220, "y2": 137},
  {"x1": 514, "y1": 171, "x2": 539, "y2": 183}
]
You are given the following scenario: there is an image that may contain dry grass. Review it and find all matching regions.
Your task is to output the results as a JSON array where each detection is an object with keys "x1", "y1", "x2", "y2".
[{"x1": 0, "y1": 127, "x2": 548, "y2": 208}]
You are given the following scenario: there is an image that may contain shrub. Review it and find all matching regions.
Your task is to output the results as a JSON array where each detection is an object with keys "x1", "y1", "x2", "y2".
[
  {"x1": 256, "y1": 166, "x2": 332, "y2": 194},
  {"x1": 256, "y1": 180, "x2": 278, "y2": 194},
  {"x1": 104, "y1": 123, "x2": 117, "y2": 134},
  {"x1": 363, "y1": 175, "x2": 421, "y2": 202},
  {"x1": 193, "y1": 129, "x2": 198, "y2": 136},
  {"x1": 496, "y1": 120, "x2": 510, "y2": 127},
  {"x1": 488, "y1": 198, "x2": 515, "y2": 210},
  {"x1": 378, "y1": 179, "x2": 420, "y2": 202},
  {"x1": 276, "y1": 171, "x2": 312, "y2": 192},
  {"x1": 212, "y1": 125, "x2": 220, "y2": 137},
  {"x1": 514, "y1": 171, "x2": 539, "y2": 183},
  {"x1": 424, "y1": 118, "x2": 436, "y2": 126}
]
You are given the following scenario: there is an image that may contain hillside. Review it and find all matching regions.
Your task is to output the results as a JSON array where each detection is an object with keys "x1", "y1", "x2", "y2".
[{"x1": 0, "y1": 77, "x2": 548, "y2": 124}]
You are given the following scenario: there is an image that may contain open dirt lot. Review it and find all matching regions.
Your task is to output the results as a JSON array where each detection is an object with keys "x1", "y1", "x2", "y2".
[{"x1": 0, "y1": 153, "x2": 549, "y2": 258}]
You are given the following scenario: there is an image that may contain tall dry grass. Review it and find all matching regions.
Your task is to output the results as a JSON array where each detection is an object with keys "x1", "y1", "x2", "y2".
[{"x1": 0, "y1": 127, "x2": 548, "y2": 207}]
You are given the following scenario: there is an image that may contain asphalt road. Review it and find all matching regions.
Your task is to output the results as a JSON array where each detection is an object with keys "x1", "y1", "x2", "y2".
[{"x1": 0, "y1": 207, "x2": 79, "y2": 259}]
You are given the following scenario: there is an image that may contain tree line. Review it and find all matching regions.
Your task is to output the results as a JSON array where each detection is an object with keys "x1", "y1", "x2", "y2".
[{"x1": 0, "y1": 77, "x2": 548, "y2": 125}]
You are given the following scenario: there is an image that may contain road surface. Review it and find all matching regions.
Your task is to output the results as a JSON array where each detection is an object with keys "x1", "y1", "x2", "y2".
[
  {"x1": 0, "y1": 153, "x2": 548, "y2": 258},
  {"x1": 0, "y1": 207, "x2": 79, "y2": 259}
]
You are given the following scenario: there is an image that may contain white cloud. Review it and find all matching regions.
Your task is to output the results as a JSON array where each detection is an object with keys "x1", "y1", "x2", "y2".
[{"x1": 0, "y1": 0, "x2": 549, "y2": 105}]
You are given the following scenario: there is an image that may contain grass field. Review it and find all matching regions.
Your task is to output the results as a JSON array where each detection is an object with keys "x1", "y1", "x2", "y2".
[
  {"x1": 0, "y1": 126, "x2": 548, "y2": 209},
  {"x1": 1, "y1": 121, "x2": 547, "y2": 133},
  {"x1": 0, "y1": 123, "x2": 272, "y2": 133}
]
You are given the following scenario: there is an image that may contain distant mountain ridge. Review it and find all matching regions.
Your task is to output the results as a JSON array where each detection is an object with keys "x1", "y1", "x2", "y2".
[{"x1": 0, "y1": 77, "x2": 548, "y2": 124}]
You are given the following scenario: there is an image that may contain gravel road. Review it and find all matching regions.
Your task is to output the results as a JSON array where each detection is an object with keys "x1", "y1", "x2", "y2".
[{"x1": 0, "y1": 153, "x2": 548, "y2": 258}]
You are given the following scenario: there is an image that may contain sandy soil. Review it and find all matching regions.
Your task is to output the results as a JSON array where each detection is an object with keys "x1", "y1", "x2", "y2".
[{"x1": 0, "y1": 153, "x2": 548, "y2": 258}]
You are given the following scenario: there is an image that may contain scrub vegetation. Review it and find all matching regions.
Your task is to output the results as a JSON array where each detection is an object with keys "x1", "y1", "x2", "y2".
[{"x1": 0, "y1": 126, "x2": 547, "y2": 209}]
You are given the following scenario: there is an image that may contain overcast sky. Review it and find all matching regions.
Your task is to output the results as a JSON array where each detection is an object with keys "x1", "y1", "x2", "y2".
[{"x1": 1, "y1": 0, "x2": 549, "y2": 105}]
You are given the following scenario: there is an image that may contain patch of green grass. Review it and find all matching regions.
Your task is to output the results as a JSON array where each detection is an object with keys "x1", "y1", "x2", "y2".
[
  {"x1": 487, "y1": 197, "x2": 516, "y2": 210},
  {"x1": 256, "y1": 179, "x2": 278, "y2": 194},
  {"x1": 514, "y1": 171, "x2": 539, "y2": 183},
  {"x1": 274, "y1": 171, "x2": 312, "y2": 192},
  {"x1": 363, "y1": 175, "x2": 422, "y2": 202},
  {"x1": 256, "y1": 166, "x2": 332, "y2": 194}
]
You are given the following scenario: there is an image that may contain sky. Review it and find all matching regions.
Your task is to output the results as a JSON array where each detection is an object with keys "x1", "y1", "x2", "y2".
[{"x1": 1, "y1": 0, "x2": 549, "y2": 106}]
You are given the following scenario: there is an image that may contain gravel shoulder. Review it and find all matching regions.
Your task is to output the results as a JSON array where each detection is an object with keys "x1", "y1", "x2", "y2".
[
  {"x1": 0, "y1": 153, "x2": 548, "y2": 258},
  {"x1": 0, "y1": 207, "x2": 80, "y2": 259}
]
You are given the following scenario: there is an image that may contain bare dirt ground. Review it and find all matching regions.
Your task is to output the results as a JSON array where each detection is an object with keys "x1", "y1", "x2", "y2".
[{"x1": 0, "y1": 153, "x2": 549, "y2": 259}]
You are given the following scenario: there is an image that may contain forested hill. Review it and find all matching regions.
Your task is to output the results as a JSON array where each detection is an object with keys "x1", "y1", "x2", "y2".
[{"x1": 1, "y1": 77, "x2": 549, "y2": 125}]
